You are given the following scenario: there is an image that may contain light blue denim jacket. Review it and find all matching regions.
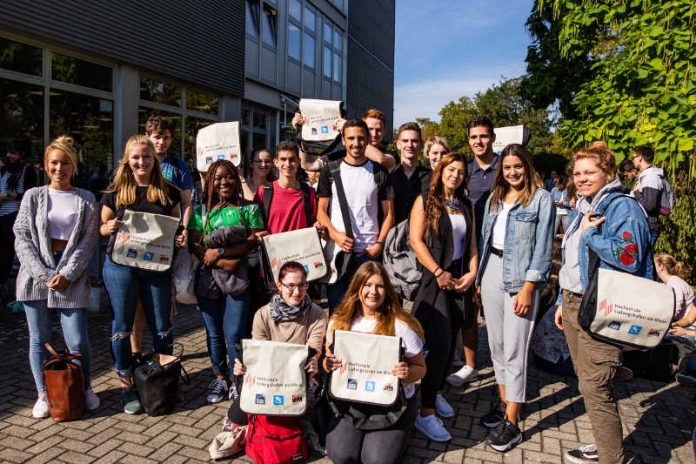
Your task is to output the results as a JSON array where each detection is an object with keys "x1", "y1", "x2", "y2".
[
  {"x1": 555, "y1": 181, "x2": 653, "y2": 305},
  {"x1": 476, "y1": 188, "x2": 556, "y2": 292}
]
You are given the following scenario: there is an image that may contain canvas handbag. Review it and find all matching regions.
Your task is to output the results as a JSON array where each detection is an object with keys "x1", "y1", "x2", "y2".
[
  {"x1": 111, "y1": 210, "x2": 180, "y2": 272},
  {"x1": 262, "y1": 228, "x2": 327, "y2": 286},
  {"x1": 196, "y1": 121, "x2": 242, "y2": 172},
  {"x1": 579, "y1": 251, "x2": 675, "y2": 349},
  {"x1": 329, "y1": 330, "x2": 401, "y2": 406},
  {"x1": 240, "y1": 339, "x2": 309, "y2": 416},
  {"x1": 133, "y1": 347, "x2": 190, "y2": 416},
  {"x1": 173, "y1": 246, "x2": 198, "y2": 305},
  {"x1": 42, "y1": 342, "x2": 85, "y2": 422}
]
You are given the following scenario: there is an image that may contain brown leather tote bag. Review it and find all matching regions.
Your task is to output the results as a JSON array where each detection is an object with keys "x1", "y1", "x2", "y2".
[{"x1": 42, "y1": 343, "x2": 85, "y2": 422}]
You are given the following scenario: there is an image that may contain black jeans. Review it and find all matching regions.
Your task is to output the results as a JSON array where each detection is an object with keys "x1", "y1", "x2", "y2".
[
  {"x1": 0, "y1": 212, "x2": 17, "y2": 286},
  {"x1": 413, "y1": 259, "x2": 463, "y2": 409}
]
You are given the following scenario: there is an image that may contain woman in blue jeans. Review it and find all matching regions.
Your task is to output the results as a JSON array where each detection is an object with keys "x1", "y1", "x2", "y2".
[
  {"x1": 100, "y1": 134, "x2": 183, "y2": 414},
  {"x1": 14, "y1": 136, "x2": 99, "y2": 418},
  {"x1": 189, "y1": 159, "x2": 264, "y2": 404}
]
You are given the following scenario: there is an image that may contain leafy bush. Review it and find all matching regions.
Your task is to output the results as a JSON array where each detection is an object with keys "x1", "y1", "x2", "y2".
[{"x1": 655, "y1": 187, "x2": 696, "y2": 282}]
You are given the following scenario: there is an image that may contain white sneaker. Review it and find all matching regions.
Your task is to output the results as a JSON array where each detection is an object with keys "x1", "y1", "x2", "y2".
[
  {"x1": 32, "y1": 394, "x2": 49, "y2": 418},
  {"x1": 435, "y1": 393, "x2": 454, "y2": 418},
  {"x1": 415, "y1": 413, "x2": 451, "y2": 442},
  {"x1": 446, "y1": 365, "x2": 478, "y2": 387},
  {"x1": 85, "y1": 388, "x2": 100, "y2": 411}
]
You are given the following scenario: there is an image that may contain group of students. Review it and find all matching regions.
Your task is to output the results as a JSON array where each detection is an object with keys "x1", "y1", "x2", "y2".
[{"x1": 9, "y1": 107, "x2": 692, "y2": 464}]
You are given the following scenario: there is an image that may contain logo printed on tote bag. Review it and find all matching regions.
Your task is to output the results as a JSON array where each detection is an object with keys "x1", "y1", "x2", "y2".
[
  {"x1": 599, "y1": 299, "x2": 614, "y2": 317},
  {"x1": 273, "y1": 395, "x2": 284, "y2": 406},
  {"x1": 347, "y1": 379, "x2": 358, "y2": 390},
  {"x1": 364, "y1": 381, "x2": 376, "y2": 392},
  {"x1": 143, "y1": 252, "x2": 154, "y2": 261},
  {"x1": 608, "y1": 321, "x2": 621, "y2": 330},
  {"x1": 291, "y1": 394, "x2": 303, "y2": 403},
  {"x1": 127, "y1": 249, "x2": 137, "y2": 258},
  {"x1": 648, "y1": 328, "x2": 661, "y2": 337},
  {"x1": 383, "y1": 383, "x2": 394, "y2": 392},
  {"x1": 255, "y1": 394, "x2": 265, "y2": 404},
  {"x1": 628, "y1": 325, "x2": 642, "y2": 335},
  {"x1": 116, "y1": 231, "x2": 131, "y2": 244}
]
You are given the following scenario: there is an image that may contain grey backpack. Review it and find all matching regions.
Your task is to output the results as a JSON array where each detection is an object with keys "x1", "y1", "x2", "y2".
[{"x1": 382, "y1": 219, "x2": 421, "y2": 300}]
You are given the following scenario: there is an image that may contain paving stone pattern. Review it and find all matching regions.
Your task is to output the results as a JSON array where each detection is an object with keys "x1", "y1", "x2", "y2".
[{"x1": 0, "y1": 304, "x2": 693, "y2": 463}]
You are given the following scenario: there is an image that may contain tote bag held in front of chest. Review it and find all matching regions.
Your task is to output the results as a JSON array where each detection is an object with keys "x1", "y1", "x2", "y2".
[
  {"x1": 240, "y1": 339, "x2": 309, "y2": 416},
  {"x1": 579, "y1": 266, "x2": 675, "y2": 349},
  {"x1": 111, "y1": 210, "x2": 180, "y2": 272}
]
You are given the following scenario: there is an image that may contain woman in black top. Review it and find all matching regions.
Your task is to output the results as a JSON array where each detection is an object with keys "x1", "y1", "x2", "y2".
[{"x1": 100, "y1": 134, "x2": 182, "y2": 415}]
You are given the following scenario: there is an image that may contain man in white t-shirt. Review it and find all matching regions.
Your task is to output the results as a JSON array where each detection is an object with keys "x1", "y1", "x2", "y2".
[{"x1": 317, "y1": 119, "x2": 394, "y2": 309}]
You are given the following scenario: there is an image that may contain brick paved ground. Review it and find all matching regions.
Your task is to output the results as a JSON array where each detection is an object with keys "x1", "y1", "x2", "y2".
[{"x1": 0, "y1": 303, "x2": 693, "y2": 463}]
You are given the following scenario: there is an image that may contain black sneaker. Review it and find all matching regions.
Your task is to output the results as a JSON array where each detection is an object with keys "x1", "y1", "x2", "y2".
[
  {"x1": 480, "y1": 403, "x2": 505, "y2": 429},
  {"x1": 564, "y1": 444, "x2": 599, "y2": 463},
  {"x1": 486, "y1": 419, "x2": 522, "y2": 452}
]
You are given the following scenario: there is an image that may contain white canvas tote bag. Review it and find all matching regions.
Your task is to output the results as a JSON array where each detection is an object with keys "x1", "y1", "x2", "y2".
[
  {"x1": 239, "y1": 339, "x2": 309, "y2": 416},
  {"x1": 262, "y1": 228, "x2": 328, "y2": 283},
  {"x1": 329, "y1": 330, "x2": 401, "y2": 406},
  {"x1": 111, "y1": 211, "x2": 179, "y2": 272}
]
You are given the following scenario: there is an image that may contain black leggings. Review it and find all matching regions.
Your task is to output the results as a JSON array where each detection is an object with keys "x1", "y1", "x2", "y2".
[
  {"x1": 414, "y1": 261, "x2": 463, "y2": 409},
  {"x1": 325, "y1": 394, "x2": 417, "y2": 464}
]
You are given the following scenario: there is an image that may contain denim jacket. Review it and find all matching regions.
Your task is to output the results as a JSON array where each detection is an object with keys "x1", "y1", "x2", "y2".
[
  {"x1": 556, "y1": 181, "x2": 653, "y2": 305},
  {"x1": 476, "y1": 188, "x2": 556, "y2": 292}
]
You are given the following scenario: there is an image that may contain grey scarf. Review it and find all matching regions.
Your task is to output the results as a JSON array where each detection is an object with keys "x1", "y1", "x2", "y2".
[{"x1": 269, "y1": 293, "x2": 312, "y2": 322}]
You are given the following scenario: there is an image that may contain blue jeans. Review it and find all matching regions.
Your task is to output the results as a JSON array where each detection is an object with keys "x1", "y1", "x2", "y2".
[
  {"x1": 327, "y1": 254, "x2": 372, "y2": 311},
  {"x1": 24, "y1": 300, "x2": 91, "y2": 394},
  {"x1": 103, "y1": 256, "x2": 173, "y2": 376},
  {"x1": 197, "y1": 291, "x2": 249, "y2": 379}
]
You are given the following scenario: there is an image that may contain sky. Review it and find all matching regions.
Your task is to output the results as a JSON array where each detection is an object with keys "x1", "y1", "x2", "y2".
[{"x1": 393, "y1": 0, "x2": 535, "y2": 126}]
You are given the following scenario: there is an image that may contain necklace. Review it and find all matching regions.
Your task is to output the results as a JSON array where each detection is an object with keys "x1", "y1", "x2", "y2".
[{"x1": 445, "y1": 198, "x2": 464, "y2": 213}]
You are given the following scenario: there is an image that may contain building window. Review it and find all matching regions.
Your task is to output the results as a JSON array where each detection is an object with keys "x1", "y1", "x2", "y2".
[
  {"x1": 288, "y1": 22, "x2": 301, "y2": 61},
  {"x1": 261, "y1": 4, "x2": 278, "y2": 48},
  {"x1": 0, "y1": 37, "x2": 42, "y2": 76},
  {"x1": 140, "y1": 75, "x2": 181, "y2": 106},
  {"x1": 323, "y1": 22, "x2": 333, "y2": 78},
  {"x1": 187, "y1": 88, "x2": 219, "y2": 115},
  {"x1": 246, "y1": 0, "x2": 260, "y2": 38},
  {"x1": 288, "y1": 0, "x2": 301, "y2": 21},
  {"x1": 303, "y1": 6, "x2": 316, "y2": 69},
  {"x1": 0, "y1": 78, "x2": 44, "y2": 159},
  {"x1": 52, "y1": 52, "x2": 112, "y2": 92}
]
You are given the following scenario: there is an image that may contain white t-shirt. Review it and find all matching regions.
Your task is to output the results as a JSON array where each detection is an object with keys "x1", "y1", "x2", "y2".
[
  {"x1": 328, "y1": 315, "x2": 424, "y2": 398},
  {"x1": 47, "y1": 188, "x2": 80, "y2": 240},
  {"x1": 666, "y1": 275, "x2": 696, "y2": 321},
  {"x1": 491, "y1": 202, "x2": 514, "y2": 250},
  {"x1": 449, "y1": 213, "x2": 468, "y2": 261},
  {"x1": 328, "y1": 161, "x2": 380, "y2": 253}
]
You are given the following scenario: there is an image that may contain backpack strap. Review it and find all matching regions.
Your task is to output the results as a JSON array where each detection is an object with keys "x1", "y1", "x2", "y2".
[
  {"x1": 299, "y1": 182, "x2": 314, "y2": 226},
  {"x1": 262, "y1": 183, "x2": 274, "y2": 227},
  {"x1": 328, "y1": 160, "x2": 353, "y2": 239}
]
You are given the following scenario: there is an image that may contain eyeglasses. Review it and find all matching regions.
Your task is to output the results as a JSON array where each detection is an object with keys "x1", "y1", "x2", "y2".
[{"x1": 279, "y1": 281, "x2": 308, "y2": 292}]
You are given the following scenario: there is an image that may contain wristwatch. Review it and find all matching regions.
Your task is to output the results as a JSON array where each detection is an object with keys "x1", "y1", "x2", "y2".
[{"x1": 217, "y1": 247, "x2": 225, "y2": 256}]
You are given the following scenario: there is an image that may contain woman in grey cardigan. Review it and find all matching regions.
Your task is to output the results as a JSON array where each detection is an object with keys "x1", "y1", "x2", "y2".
[{"x1": 13, "y1": 136, "x2": 100, "y2": 418}]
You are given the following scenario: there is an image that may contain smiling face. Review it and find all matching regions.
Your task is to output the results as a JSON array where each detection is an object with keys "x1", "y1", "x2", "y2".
[
  {"x1": 342, "y1": 126, "x2": 368, "y2": 161},
  {"x1": 573, "y1": 158, "x2": 612, "y2": 199},
  {"x1": 427, "y1": 142, "x2": 448, "y2": 169},
  {"x1": 277, "y1": 269, "x2": 307, "y2": 307},
  {"x1": 501, "y1": 155, "x2": 526, "y2": 190},
  {"x1": 274, "y1": 149, "x2": 299, "y2": 180},
  {"x1": 250, "y1": 149, "x2": 273, "y2": 179},
  {"x1": 396, "y1": 129, "x2": 422, "y2": 162},
  {"x1": 468, "y1": 126, "x2": 495, "y2": 158},
  {"x1": 364, "y1": 117, "x2": 384, "y2": 147},
  {"x1": 45, "y1": 149, "x2": 75, "y2": 187},
  {"x1": 128, "y1": 143, "x2": 155, "y2": 179},
  {"x1": 359, "y1": 272, "x2": 386, "y2": 314},
  {"x1": 147, "y1": 130, "x2": 172, "y2": 159},
  {"x1": 213, "y1": 163, "x2": 239, "y2": 202},
  {"x1": 441, "y1": 160, "x2": 466, "y2": 193}
]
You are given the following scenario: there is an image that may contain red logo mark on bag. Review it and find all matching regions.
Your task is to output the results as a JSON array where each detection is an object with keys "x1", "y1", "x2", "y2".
[
  {"x1": 599, "y1": 299, "x2": 614, "y2": 317},
  {"x1": 116, "y1": 231, "x2": 130, "y2": 244}
]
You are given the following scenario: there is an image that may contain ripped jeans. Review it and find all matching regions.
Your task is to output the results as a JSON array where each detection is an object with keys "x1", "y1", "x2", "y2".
[{"x1": 103, "y1": 256, "x2": 173, "y2": 376}]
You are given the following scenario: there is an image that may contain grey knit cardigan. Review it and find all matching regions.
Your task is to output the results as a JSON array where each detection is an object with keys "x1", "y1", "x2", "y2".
[{"x1": 13, "y1": 186, "x2": 98, "y2": 308}]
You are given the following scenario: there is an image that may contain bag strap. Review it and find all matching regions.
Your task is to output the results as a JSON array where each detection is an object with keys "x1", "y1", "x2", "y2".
[
  {"x1": 262, "y1": 183, "x2": 274, "y2": 226},
  {"x1": 328, "y1": 160, "x2": 353, "y2": 239},
  {"x1": 300, "y1": 182, "x2": 314, "y2": 225},
  {"x1": 44, "y1": 342, "x2": 60, "y2": 358}
]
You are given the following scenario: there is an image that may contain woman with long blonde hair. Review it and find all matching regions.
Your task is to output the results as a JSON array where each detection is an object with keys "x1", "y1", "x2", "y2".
[
  {"x1": 323, "y1": 261, "x2": 426, "y2": 464},
  {"x1": 100, "y1": 134, "x2": 183, "y2": 415}
]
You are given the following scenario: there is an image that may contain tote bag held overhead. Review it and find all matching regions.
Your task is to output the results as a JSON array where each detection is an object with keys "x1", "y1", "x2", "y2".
[
  {"x1": 111, "y1": 210, "x2": 180, "y2": 272},
  {"x1": 329, "y1": 330, "x2": 401, "y2": 406},
  {"x1": 240, "y1": 339, "x2": 309, "y2": 416}
]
